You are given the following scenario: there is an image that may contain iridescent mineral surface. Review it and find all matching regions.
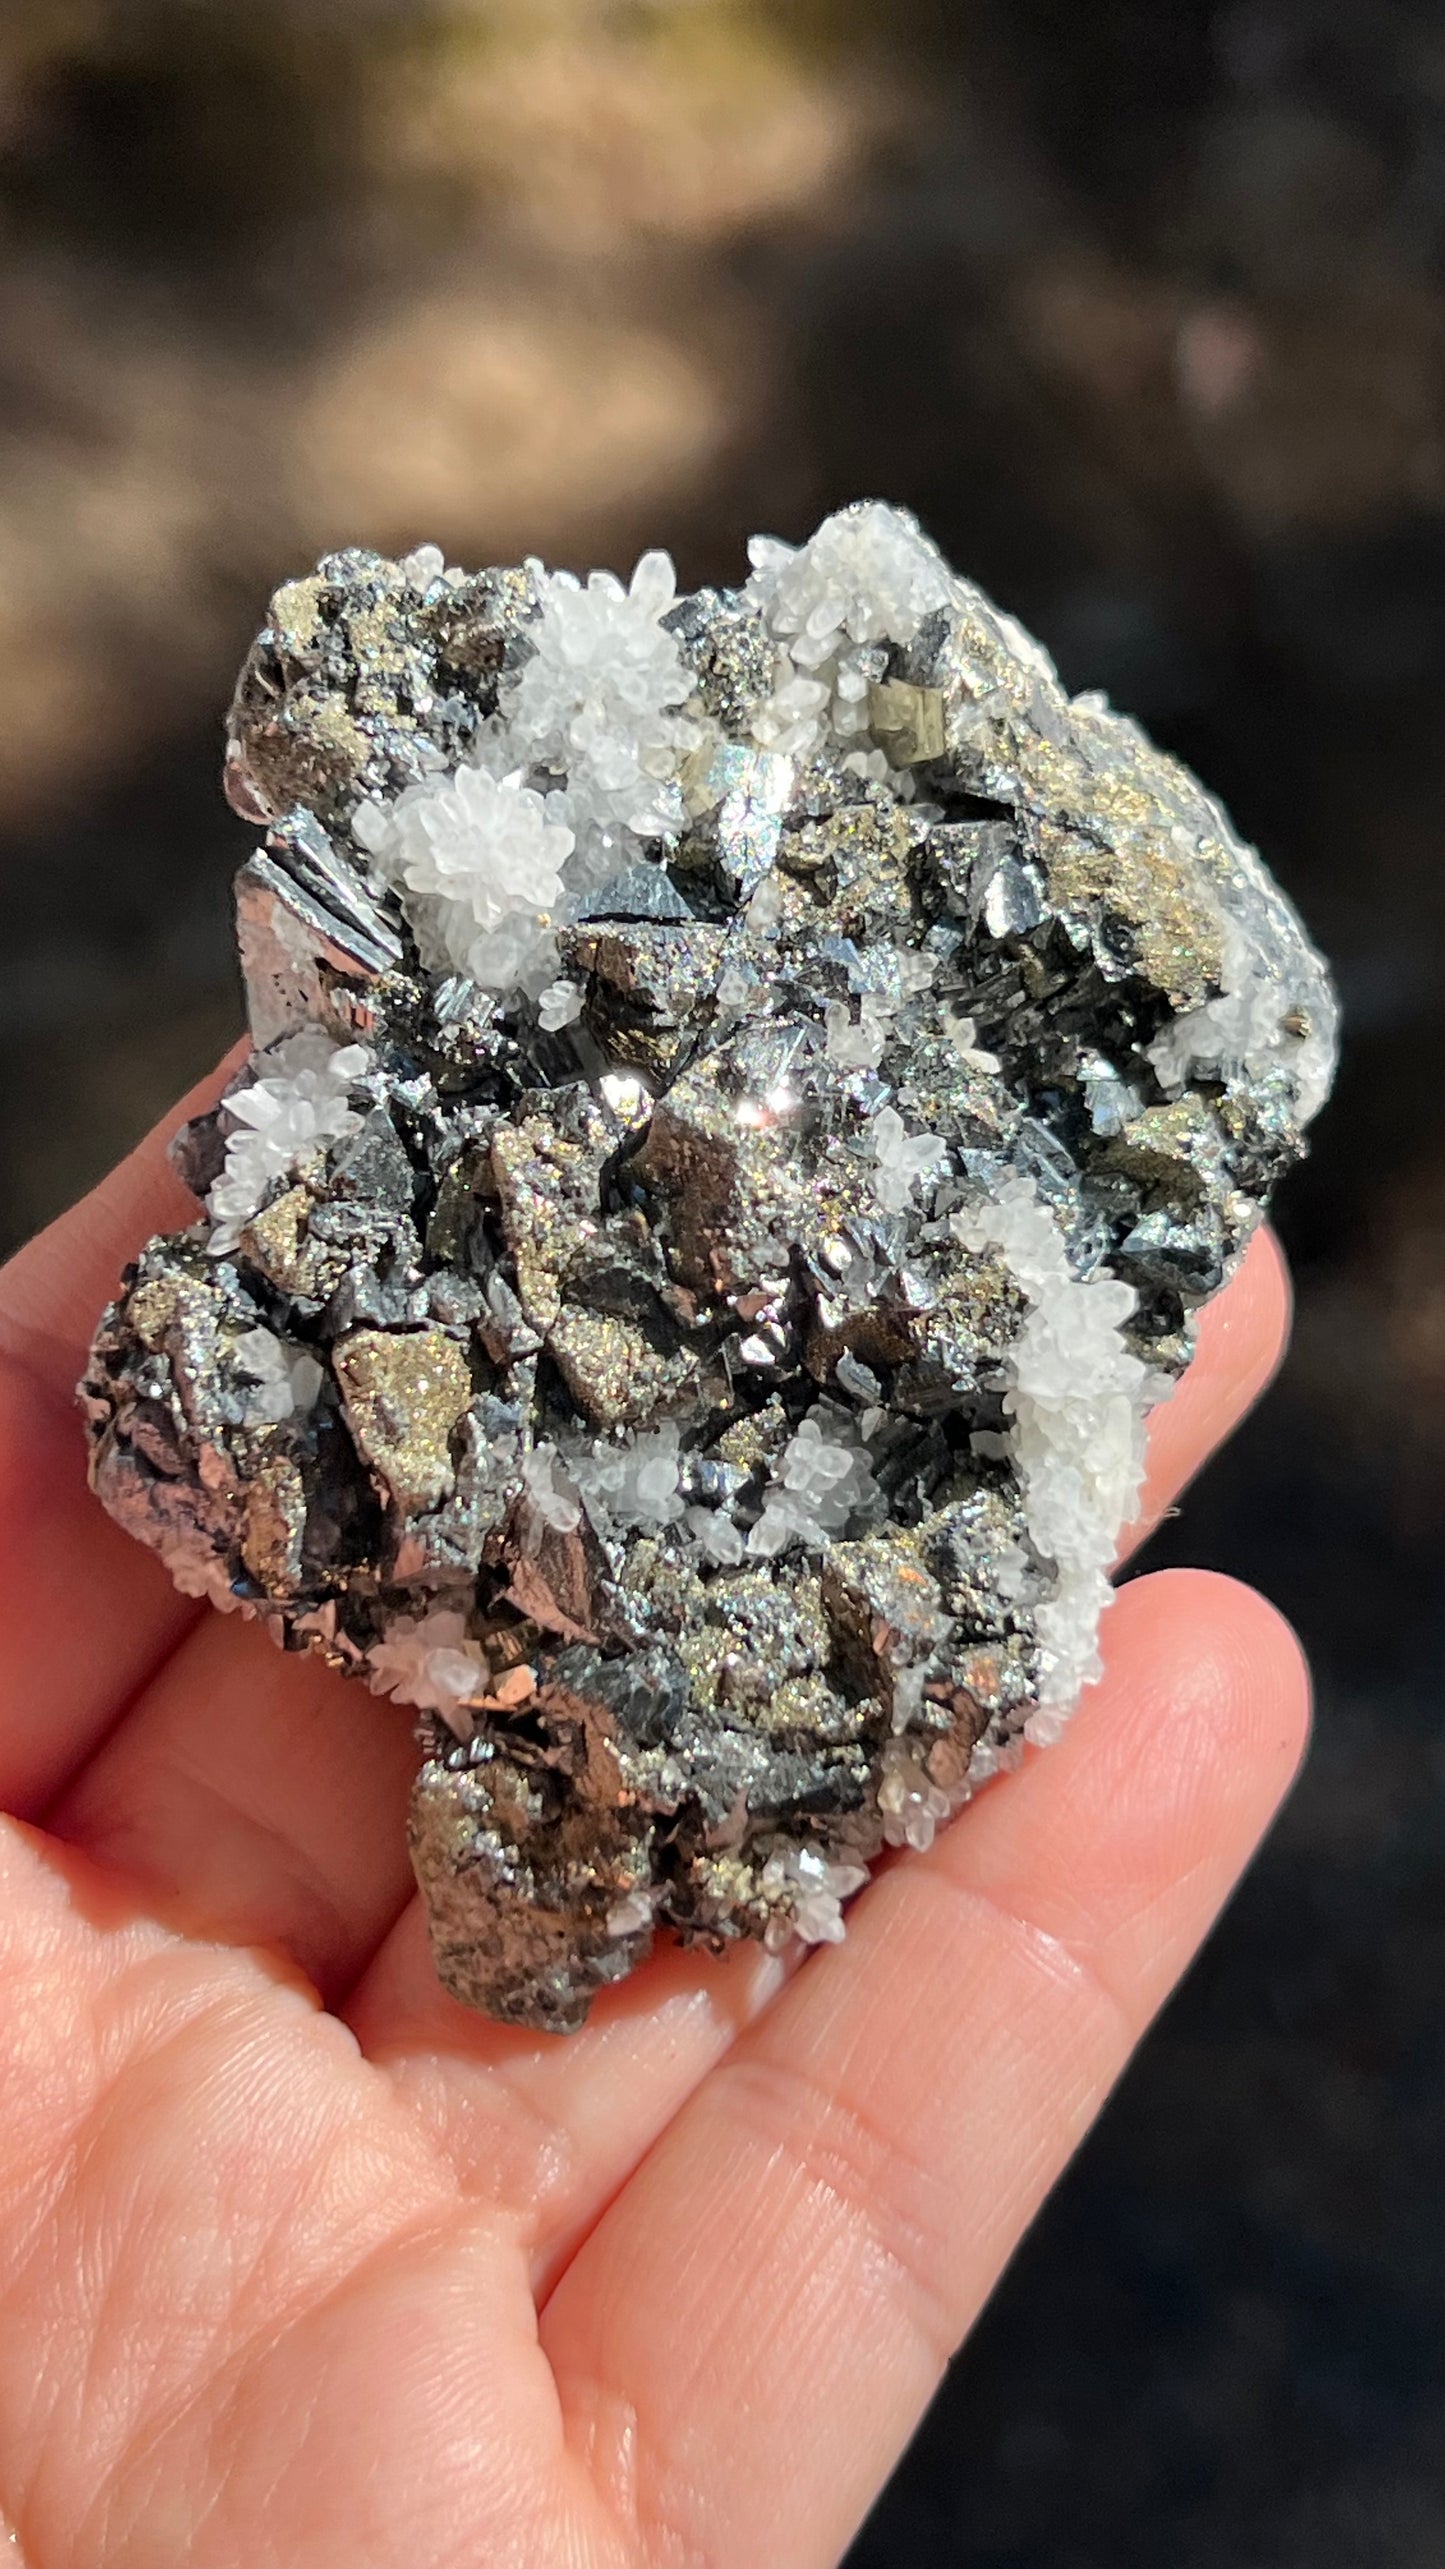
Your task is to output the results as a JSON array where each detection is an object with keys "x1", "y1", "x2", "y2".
[{"x1": 83, "y1": 507, "x2": 1337, "y2": 2030}]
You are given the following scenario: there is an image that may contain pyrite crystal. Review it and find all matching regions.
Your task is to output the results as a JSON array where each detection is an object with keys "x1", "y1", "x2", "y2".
[{"x1": 83, "y1": 509, "x2": 1336, "y2": 2030}]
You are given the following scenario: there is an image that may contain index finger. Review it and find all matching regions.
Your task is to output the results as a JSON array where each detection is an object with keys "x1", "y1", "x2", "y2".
[
  {"x1": 0, "y1": 1046, "x2": 244, "y2": 1815},
  {"x1": 0, "y1": 1042, "x2": 246, "y2": 1402}
]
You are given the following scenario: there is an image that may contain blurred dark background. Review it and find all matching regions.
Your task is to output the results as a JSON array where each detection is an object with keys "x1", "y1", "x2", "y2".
[{"x1": 1, "y1": 3, "x2": 1441, "y2": 2560}]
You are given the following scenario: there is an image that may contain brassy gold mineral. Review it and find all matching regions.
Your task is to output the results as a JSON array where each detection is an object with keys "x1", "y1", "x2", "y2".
[{"x1": 83, "y1": 506, "x2": 1337, "y2": 2030}]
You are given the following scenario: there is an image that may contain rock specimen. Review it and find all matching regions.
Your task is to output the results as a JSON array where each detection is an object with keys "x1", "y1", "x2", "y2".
[{"x1": 82, "y1": 509, "x2": 1337, "y2": 2030}]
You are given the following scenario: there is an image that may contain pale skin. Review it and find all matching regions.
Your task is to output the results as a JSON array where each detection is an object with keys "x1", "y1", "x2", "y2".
[{"x1": 0, "y1": 1056, "x2": 1311, "y2": 2569}]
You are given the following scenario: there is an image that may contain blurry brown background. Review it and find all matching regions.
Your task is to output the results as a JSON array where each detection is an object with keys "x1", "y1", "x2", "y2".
[{"x1": 1, "y1": 4, "x2": 1442, "y2": 2562}]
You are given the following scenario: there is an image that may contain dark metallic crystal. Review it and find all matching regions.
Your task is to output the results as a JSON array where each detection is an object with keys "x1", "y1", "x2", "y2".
[{"x1": 83, "y1": 510, "x2": 1337, "y2": 2031}]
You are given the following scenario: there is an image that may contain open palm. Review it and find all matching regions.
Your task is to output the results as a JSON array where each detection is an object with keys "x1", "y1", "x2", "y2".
[{"x1": 0, "y1": 1062, "x2": 1309, "y2": 2568}]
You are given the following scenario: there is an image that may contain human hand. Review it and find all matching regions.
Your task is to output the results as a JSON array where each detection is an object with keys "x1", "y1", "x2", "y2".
[{"x1": 0, "y1": 1060, "x2": 1309, "y2": 2568}]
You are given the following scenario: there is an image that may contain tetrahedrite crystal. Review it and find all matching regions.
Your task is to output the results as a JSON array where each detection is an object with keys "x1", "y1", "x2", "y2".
[{"x1": 82, "y1": 507, "x2": 1337, "y2": 2031}]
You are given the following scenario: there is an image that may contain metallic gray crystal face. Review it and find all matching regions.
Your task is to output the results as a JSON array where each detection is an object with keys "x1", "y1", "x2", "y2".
[{"x1": 81, "y1": 507, "x2": 1337, "y2": 2031}]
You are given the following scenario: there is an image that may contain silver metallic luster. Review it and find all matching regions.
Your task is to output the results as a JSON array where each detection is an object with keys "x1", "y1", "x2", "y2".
[{"x1": 83, "y1": 507, "x2": 1337, "y2": 2033}]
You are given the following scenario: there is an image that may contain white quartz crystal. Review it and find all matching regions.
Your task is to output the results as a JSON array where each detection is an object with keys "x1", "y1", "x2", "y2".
[
  {"x1": 232, "y1": 1326, "x2": 324, "y2": 1425},
  {"x1": 744, "y1": 505, "x2": 955, "y2": 765},
  {"x1": 685, "y1": 1504, "x2": 747, "y2": 1567},
  {"x1": 1150, "y1": 906, "x2": 1334, "y2": 1123},
  {"x1": 870, "y1": 1105, "x2": 951, "y2": 1214},
  {"x1": 746, "y1": 501, "x2": 955, "y2": 662},
  {"x1": 762, "y1": 1844, "x2": 873, "y2": 1948},
  {"x1": 826, "y1": 992, "x2": 891, "y2": 1070},
  {"x1": 520, "y1": 1443, "x2": 584, "y2": 1535},
  {"x1": 573, "y1": 1424, "x2": 686, "y2": 1532},
  {"x1": 606, "y1": 1889, "x2": 659, "y2": 1940},
  {"x1": 749, "y1": 661, "x2": 832, "y2": 760},
  {"x1": 878, "y1": 1738, "x2": 954, "y2": 1853},
  {"x1": 502, "y1": 549, "x2": 698, "y2": 845},
  {"x1": 537, "y1": 978, "x2": 584, "y2": 1032},
  {"x1": 749, "y1": 1411, "x2": 877, "y2": 1557},
  {"x1": 356, "y1": 759, "x2": 577, "y2": 996},
  {"x1": 366, "y1": 1609, "x2": 491, "y2": 1737},
  {"x1": 955, "y1": 1179, "x2": 1152, "y2": 1739},
  {"x1": 207, "y1": 1035, "x2": 370, "y2": 1255}
]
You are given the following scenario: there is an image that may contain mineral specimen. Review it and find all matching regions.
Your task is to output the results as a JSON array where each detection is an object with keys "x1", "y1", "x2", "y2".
[{"x1": 82, "y1": 509, "x2": 1337, "y2": 2031}]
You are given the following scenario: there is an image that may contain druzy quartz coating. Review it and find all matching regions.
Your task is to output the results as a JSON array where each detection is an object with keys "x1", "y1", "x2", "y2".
[{"x1": 82, "y1": 507, "x2": 1337, "y2": 2031}]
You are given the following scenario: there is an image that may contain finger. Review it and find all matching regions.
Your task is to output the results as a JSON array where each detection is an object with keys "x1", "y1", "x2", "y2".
[
  {"x1": 49, "y1": 1610, "x2": 419, "y2": 2006},
  {"x1": 0, "y1": 1042, "x2": 246, "y2": 1402},
  {"x1": 1121, "y1": 1224, "x2": 1291, "y2": 1558},
  {"x1": 0, "y1": 1357, "x2": 206, "y2": 1815},
  {"x1": 348, "y1": 1242, "x2": 1287, "y2": 2268},
  {"x1": 0, "y1": 1048, "x2": 246, "y2": 1813},
  {"x1": 349, "y1": 1911, "x2": 795, "y2": 2273},
  {"x1": 0, "y1": 1816, "x2": 546, "y2": 2569},
  {"x1": 541, "y1": 1571, "x2": 1311, "y2": 2569}
]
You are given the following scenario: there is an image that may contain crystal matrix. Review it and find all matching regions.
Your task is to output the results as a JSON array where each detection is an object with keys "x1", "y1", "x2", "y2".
[{"x1": 82, "y1": 508, "x2": 1336, "y2": 2031}]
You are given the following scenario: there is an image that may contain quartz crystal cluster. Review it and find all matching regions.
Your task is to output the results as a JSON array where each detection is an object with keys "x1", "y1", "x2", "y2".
[{"x1": 82, "y1": 506, "x2": 1337, "y2": 2030}]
